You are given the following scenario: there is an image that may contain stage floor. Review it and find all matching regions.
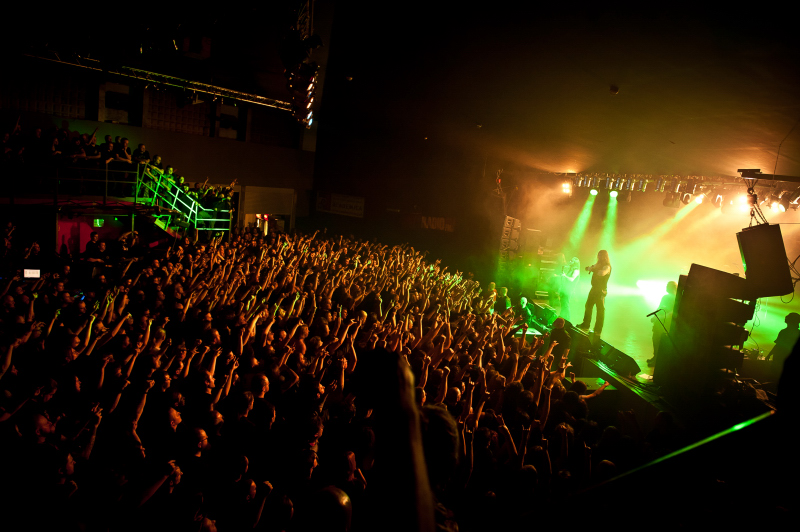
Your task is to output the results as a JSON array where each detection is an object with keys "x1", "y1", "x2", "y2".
[{"x1": 536, "y1": 280, "x2": 797, "y2": 380}]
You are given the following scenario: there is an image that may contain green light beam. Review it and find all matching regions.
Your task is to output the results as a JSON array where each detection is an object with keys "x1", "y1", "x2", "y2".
[
  {"x1": 618, "y1": 200, "x2": 701, "y2": 259},
  {"x1": 565, "y1": 194, "x2": 596, "y2": 256},
  {"x1": 598, "y1": 194, "x2": 618, "y2": 251}
]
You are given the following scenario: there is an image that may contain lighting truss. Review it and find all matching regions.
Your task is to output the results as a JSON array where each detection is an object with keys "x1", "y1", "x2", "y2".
[{"x1": 23, "y1": 52, "x2": 293, "y2": 112}]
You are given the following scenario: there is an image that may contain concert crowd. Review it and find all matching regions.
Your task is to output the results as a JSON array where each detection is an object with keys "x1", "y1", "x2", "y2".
[{"x1": 0, "y1": 222, "x2": 685, "y2": 531}]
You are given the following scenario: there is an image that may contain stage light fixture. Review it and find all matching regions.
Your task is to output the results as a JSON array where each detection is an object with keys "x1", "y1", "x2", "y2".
[
  {"x1": 625, "y1": 179, "x2": 635, "y2": 191},
  {"x1": 663, "y1": 193, "x2": 679, "y2": 207},
  {"x1": 785, "y1": 189, "x2": 800, "y2": 206},
  {"x1": 637, "y1": 180, "x2": 648, "y2": 192},
  {"x1": 764, "y1": 194, "x2": 782, "y2": 212},
  {"x1": 573, "y1": 175, "x2": 584, "y2": 187},
  {"x1": 590, "y1": 189, "x2": 598, "y2": 196},
  {"x1": 681, "y1": 193, "x2": 692, "y2": 205},
  {"x1": 655, "y1": 178, "x2": 666, "y2": 192},
  {"x1": 712, "y1": 193, "x2": 723, "y2": 208},
  {"x1": 695, "y1": 194, "x2": 704, "y2": 204},
  {"x1": 610, "y1": 190, "x2": 618, "y2": 198},
  {"x1": 591, "y1": 176, "x2": 600, "y2": 188},
  {"x1": 615, "y1": 179, "x2": 625, "y2": 190},
  {"x1": 671, "y1": 181, "x2": 681, "y2": 194},
  {"x1": 605, "y1": 178, "x2": 614, "y2": 189},
  {"x1": 736, "y1": 194, "x2": 751, "y2": 213},
  {"x1": 562, "y1": 181, "x2": 572, "y2": 194}
]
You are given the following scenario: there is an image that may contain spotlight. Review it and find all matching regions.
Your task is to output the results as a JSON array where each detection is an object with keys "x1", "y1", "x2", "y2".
[
  {"x1": 590, "y1": 189, "x2": 598, "y2": 196},
  {"x1": 615, "y1": 179, "x2": 625, "y2": 190},
  {"x1": 736, "y1": 194, "x2": 751, "y2": 213},
  {"x1": 591, "y1": 177, "x2": 600, "y2": 188},
  {"x1": 681, "y1": 193, "x2": 692, "y2": 205},
  {"x1": 663, "y1": 193, "x2": 679, "y2": 208},
  {"x1": 695, "y1": 194, "x2": 705, "y2": 204},
  {"x1": 637, "y1": 180, "x2": 648, "y2": 192},
  {"x1": 779, "y1": 190, "x2": 795, "y2": 211},
  {"x1": 655, "y1": 178, "x2": 666, "y2": 193},
  {"x1": 605, "y1": 178, "x2": 614, "y2": 189},
  {"x1": 625, "y1": 179, "x2": 635, "y2": 191},
  {"x1": 562, "y1": 181, "x2": 572, "y2": 194},
  {"x1": 783, "y1": 189, "x2": 800, "y2": 210},
  {"x1": 765, "y1": 193, "x2": 785, "y2": 212},
  {"x1": 610, "y1": 190, "x2": 618, "y2": 198}
]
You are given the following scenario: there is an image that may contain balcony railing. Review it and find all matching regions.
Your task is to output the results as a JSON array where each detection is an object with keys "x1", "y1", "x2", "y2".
[
  {"x1": 136, "y1": 164, "x2": 231, "y2": 232},
  {"x1": 0, "y1": 160, "x2": 230, "y2": 233}
]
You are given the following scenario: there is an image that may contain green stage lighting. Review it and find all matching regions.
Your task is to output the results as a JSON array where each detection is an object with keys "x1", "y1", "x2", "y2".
[
  {"x1": 637, "y1": 280, "x2": 674, "y2": 308},
  {"x1": 609, "y1": 190, "x2": 618, "y2": 198},
  {"x1": 590, "y1": 189, "x2": 598, "y2": 196}
]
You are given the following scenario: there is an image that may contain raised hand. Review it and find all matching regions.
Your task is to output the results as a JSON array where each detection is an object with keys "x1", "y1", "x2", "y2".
[{"x1": 90, "y1": 403, "x2": 103, "y2": 428}]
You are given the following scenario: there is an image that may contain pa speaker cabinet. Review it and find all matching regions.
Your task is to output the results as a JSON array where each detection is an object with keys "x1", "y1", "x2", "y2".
[
  {"x1": 737, "y1": 224, "x2": 793, "y2": 298},
  {"x1": 597, "y1": 342, "x2": 641, "y2": 378}
]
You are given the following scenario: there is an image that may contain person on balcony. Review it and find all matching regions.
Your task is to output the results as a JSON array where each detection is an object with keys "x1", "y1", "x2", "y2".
[{"x1": 132, "y1": 143, "x2": 150, "y2": 166}]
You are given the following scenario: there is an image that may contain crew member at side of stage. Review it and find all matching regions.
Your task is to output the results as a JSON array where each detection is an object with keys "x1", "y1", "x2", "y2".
[
  {"x1": 518, "y1": 296, "x2": 534, "y2": 326},
  {"x1": 577, "y1": 250, "x2": 611, "y2": 335},
  {"x1": 647, "y1": 281, "x2": 677, "y2": 367},
  {"x1": 558, "y1": 256, "x2": 580, "y2": 323}
]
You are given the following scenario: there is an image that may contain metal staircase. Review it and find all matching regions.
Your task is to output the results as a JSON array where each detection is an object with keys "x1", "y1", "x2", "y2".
[{"x1": 135, "y1": 164, "x2": 231, "y2": 234}]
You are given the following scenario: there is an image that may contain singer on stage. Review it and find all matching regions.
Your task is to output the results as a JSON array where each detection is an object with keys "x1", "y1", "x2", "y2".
[{"x1": 577, "y1": 250, "x2": 611, "y2": 335}]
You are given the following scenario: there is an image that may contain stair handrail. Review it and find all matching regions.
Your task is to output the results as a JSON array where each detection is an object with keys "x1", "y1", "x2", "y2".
[{"x1": 136, "y1": 164, "x2": 230, "y2": 232}]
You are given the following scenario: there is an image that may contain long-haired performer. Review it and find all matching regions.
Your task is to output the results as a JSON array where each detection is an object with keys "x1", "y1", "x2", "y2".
[{"x1": 577, "y1": 250, "x2": 611, "y2": 335}]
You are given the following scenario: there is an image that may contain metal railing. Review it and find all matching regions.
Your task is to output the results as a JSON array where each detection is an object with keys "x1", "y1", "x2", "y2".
[
  {"x1": 135, "y1": 164, "x2": 230, "y2": 232},
  {"x1": 1, "y1": 160, "x2": 231, "y2": 233},
  {"x1": 0, "y1": 160, "x2": 140, "y2": 205}
]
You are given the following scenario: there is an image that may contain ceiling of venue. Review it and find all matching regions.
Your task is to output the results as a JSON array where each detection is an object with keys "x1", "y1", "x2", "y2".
[{"x1": 318, "y1": 4, "x2": 800, "y2": 182}]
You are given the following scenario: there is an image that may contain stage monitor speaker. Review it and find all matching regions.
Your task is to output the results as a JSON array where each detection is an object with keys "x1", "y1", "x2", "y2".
[
  {"x1": 597, "y1": 342, "x2": 641, "y2": 378},
  {"x1": 737, "y1": 224, "x2": 793, "y2": 297}
]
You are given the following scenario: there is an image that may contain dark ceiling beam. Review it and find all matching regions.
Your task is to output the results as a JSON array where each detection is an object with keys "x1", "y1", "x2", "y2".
[{"x1": 738, "y1": 169, "x2": 800, "y2": 184}]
